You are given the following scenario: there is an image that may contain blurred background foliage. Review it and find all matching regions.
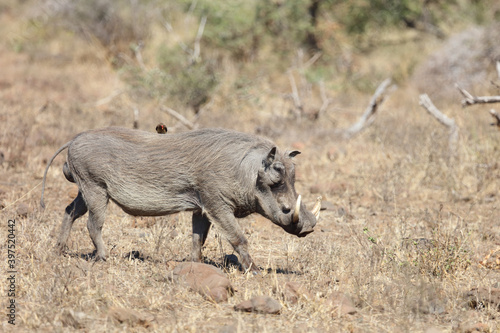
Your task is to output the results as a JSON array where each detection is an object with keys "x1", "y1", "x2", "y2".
[{"x1": 11, "y1": 0, "x2": 500, "y2": 113}]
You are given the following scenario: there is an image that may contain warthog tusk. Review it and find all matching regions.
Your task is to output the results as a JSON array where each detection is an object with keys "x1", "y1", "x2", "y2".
[
  {"x1": 292, "y1": 195, "x2": 301, "y2": 224},
  {"x1": 311, "y1": 196, "x2": 322, "y2": 221}
]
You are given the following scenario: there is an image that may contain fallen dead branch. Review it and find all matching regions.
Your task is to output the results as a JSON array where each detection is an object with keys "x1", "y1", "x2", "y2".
[
  {"x1": 317, "y1": 81, "x2": 332, "y2": 119},
  {"x1": 343, "y1": 78, "x2": 392, "y2": 139},
  {"x1": 192, "y1": 16, "x2": 207, "y2": 64},
  {"x1": 133, "y1": 107, "x2": 139, "y2": 129},
  {"x1": 285, "y1": 51, "x2": 326, "y2": 120},
  {"x1": 456, "y1": 84, "x2": 500, "y2": 107},
  {"x1": 419, "y1": 93, "x2": 459, "y2": 156},
  {"x1": 287, "y1": 70, "x2": 303, "y2": 117},
  {"x1": 160, "y1": 106, "x2": 198, "y2": 130},
  {"x1": 489, "y1": 109, "x2": 500, "y2": 128}
]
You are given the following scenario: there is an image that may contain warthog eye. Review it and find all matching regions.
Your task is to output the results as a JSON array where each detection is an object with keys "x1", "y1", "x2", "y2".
[{"x1": 273, "y1": 162, "x2": 285, "y2": 174}]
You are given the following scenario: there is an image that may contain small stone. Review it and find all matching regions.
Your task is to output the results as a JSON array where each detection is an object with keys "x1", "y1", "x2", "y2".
[
  {"x1": 108, "y1": 306, "x2": 154, "y2": 327},
  {"x1": 219, "y1": 324, "x2": 237, "y2": 333},
  {"x1": 460, "y1": 322, "x2": 490, "y2": 333},
  {"x1": 172, "y1": 262, "x2": 234, "y2": 303},
  {"x1": 464, "y1": 287, "x2": 500, "y2": 311},
  {"x1": 283, "y1": 281, "x2": 313, "y2": 304},
  {"x1": 327, "y1": 291, "x2": 357, "y2": 316},
  {"x1": 60, "y1": 309, "x2": 86, "y2": 329},
  {"x1": 234, "y1": 296, "x2": 282, "y2": 314},
  {"x1": 16, "y1": 202, "x2": 29, "y2": 218}
]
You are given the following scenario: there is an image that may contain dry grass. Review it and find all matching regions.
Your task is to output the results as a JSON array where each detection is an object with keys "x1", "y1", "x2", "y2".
[{"x1": 1, "y1": 4, "x2": 500, "y2": 333}]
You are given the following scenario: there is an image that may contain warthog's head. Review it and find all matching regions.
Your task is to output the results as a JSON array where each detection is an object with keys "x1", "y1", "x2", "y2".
[{"x1": 255, "y1": 147, "x2": 320, "y2": 237}]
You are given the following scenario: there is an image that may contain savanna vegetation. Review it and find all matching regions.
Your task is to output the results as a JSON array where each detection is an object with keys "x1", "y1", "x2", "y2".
[{"x1": 1, "y1": 0, "x2": 499, "y2": 331}]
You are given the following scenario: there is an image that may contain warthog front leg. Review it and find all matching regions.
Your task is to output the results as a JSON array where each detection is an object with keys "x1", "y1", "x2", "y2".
[
  {"x1": 207, "y1": 208, "x2": 258, "y2": 273},
  {"x1": 57, "y1": 191, "x2": 88, "y2": 253},
  {"x1": 192, "y1": 211, "x2": 212, "y2": 262}
]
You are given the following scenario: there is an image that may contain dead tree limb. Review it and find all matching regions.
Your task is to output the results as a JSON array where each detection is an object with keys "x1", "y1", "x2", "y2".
[
  {"x1": 317, "y1": 80, "x2": 332, "y2": 118},
  {"x1": 133, "y1": 107, "x2": 139, "y2": 129},
  {"x1": 343, "y1": 78, "x2": 392, "y2": 139},
  {"x1": 192, "y1": 16, "x2": 207, "y2": 64},
  {"x1": 419, "y1": 94, "x2": 459, "y2": 155},
  {"x1": 489, "y1": 109, "x2": 500, "y2": 128},
  {"x1": 287, "y1": 70, "x2": 303, "y2": 117},
  {"x1": 456, "y1": 84, "x2": 500, "y2": 107},
  {"x1": 160, "y1": 106, "x2": 197, "y2": 130}
]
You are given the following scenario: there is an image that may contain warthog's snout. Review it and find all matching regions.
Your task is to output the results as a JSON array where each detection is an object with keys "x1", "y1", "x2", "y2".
[{"x1": 279, "y1": 195, "x2": 321, "y2": 237}]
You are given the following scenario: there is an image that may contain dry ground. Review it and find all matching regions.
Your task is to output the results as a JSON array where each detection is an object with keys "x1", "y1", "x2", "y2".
[{"x1": 1, "y1": 7, "x2": 500, "y2": 333}]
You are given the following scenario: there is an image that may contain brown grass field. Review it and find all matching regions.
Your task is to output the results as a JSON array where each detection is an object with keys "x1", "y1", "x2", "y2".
[{"x1": 1, "y1": 2, "x2": 499, "y2": 332}]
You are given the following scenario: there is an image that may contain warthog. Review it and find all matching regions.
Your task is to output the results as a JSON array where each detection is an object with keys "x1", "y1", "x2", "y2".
[{"x1": 41, "y1": 127, "x2": 320, "y2": 271}]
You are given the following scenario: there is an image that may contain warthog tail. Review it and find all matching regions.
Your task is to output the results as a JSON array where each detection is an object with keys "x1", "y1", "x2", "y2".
[{"x1": 40, "y1": 141, "x2": 71, "y2": 209}]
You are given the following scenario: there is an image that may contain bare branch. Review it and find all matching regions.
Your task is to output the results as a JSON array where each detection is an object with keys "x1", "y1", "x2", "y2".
[
  {"x1": 489, "y1": 109, "x2": 500, "y2": 128},
  {"x1": 160, "y1": 106, "x2": 197, "y2": 130},
  {"x1": 288, "y1": 71, "x2": 303, "y2": 116},
  {"x1": 162, "y1": 22, "x2": 192, "y2": 57},
  {"x1": 456, "y1": 84, "x2": 500, "y2": 107},
  {"x1": 303, "y1": 52, "x2": 322, "y2": 70},
  {"x1": 343, "y1": 78, "x2": 392, "y2": 139},
  {"x1": 419, "y1": 93, "x2": 459, "y2": 155},
  {"x1": 192, "y1": 16, "x2": 207, "y2": 63},
  {"x1": 317, "y1": 80, "x2": 331, "y2": 118},
  {"x1": 133, "y1": 107, "x2": 139, "y2": 129},
  {"x1": 419, "y1": 94, "x2": 455, "y2": 128},
  {"x1": 133, "y1": 42, "x2": 146, "y2": 70},
  {"x1": 94, "y1": 90, "x2": 123, "y2": 107}
]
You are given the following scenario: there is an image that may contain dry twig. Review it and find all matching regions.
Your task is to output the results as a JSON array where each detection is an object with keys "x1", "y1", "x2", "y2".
[
  {"x1": 489, "y1": 109, "x2": 500, "y2": 128},
  {"x1": 419, "y1": 94, "x2": 459, "y2": 155},
  {"x1": 456, "y1": 84, "x2": 500, "y2": 107},
  {"x1": 160, "y1": 106, "x2": 197, "y2": 130},
  {"x1": 133, "y1": 107, "x2": 139, "y2": 129},
  {"x1": 317, "y1": 81, "x2": 332, "y2": 118},
  {"x1": 192, "y1": 16, "x2": 207, "y2": 64},
  {"x1": 287, "y1": 71, "x2": 303, "y2": 117},
  {"x1": 343, "y1": 78, "x2": 392, "y2": 139}
]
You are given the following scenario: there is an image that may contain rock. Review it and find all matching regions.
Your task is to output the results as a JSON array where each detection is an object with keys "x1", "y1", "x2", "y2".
[
  {"x1": 60, "y1": 308, "x2": 86, "y2": 329},
  {"x1": 234, "y1": 296, "x2": 282, "y2": 314},
  {"x1": 282, "y1": 281, "x2": 313, "y2": 305},
  {"x1": 327, "y1": 291, "x2": 357, "y2": 316},
  {"x1": 169, "y1": 229, "x2": 179, "y2": 239},
  {"x1": 172, "y1": 262, "x2": 234, "y2": 303},
  {"x1": 108, "y1": 306, "x2": 154, "y2": 327},
  {"x1": 402, "y1": 238, "x2": 437, "y2": 252},
  {"x1": 292, "y1": 141, "x2": 305, "y2": 150},
  {"x1": 460, "y1": 322, "x2": 490, "y2": 333},
  {"x1": 16, "y1": 202, "x2": 29, "y2": 218},
  {"x1": 464, "y1": 287, "x2": 500, "y2": 311},
  {"x1": 320, "y1": 200, "x2": 336, "y2": 211}
]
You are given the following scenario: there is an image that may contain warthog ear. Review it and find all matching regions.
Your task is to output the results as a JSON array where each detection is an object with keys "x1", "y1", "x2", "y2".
[
  {"x1": 288, "y1": 150, "x2": 301, "y2": 158},
  {"x1": 263, "y1": 147, "x2": 277, "y2": 168}
]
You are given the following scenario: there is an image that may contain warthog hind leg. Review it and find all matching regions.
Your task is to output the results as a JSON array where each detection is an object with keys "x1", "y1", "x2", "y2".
[
  {"x1": 84, "y1": 185, "x2": 109, "y2": 260},
  {"x1": 57, "y1": 191, "x2": 88, "y2": 253}
]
